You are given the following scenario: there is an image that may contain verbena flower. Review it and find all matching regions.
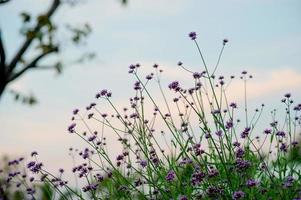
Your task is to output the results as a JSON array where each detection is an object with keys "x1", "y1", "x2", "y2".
[{"x1": 232, "y1": 191, "x2": 245, "y2": 199}]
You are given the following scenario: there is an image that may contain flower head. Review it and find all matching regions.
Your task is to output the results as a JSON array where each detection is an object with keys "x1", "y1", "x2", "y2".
[
  {"x1": 232, "y1": 191, "x2": 245, "y2": 200},
  {"x1": 188, "y1": 32, "x2": 197, "y2": 40},
  {"x1": 166, "y1": 170, "x2": 176, "y2": 182}
]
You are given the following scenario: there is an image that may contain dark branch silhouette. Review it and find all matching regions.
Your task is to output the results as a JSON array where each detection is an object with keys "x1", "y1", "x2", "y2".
[
  {"x1": 7, "y1": 0, "x2": 60, "y2": 74},
  {"x1": 8, "y1": 46, "x2": 58, "y2": 82},
  {"x1": 0, "y1": 0, "x2": 61, "y2": 100},
  {"x1": 0, "y1": 0, "x2": 128, "y2": 104}
]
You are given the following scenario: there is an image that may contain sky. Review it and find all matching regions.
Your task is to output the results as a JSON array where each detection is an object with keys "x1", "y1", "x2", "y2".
[{"x1": 0, "y1": 0, "x2": 301, "y2": 177}]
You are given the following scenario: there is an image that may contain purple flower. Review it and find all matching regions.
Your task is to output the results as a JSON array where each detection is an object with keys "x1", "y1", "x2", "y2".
[
  {"x1": 27, "y1": 161, "x2": 43, "y2": 173},
  {"x1": 292, "y1": 141, "x2": 299, "y2": 146},
  {"x1": 116, "y1": 154, "x2": 124, "y2": 161},
  {"x1": 153, "y1": 64, "x2": 159, "y2": 68},
  {"x1": 191, "y1": 170, "x2": 206, "y2": 186},
  {"x1": 178, "y1": 195, "x2": 188, "y2": 200},
  {"x1": 232, "y1": 191, "x2": 245, "y2": 200},
  {"x1": 188, "y1": 32, "x2": 197, "y2": 40},
  {"x1": 246, "y1": 179, "x2": 259, "y2": 187},
  {"x1": 284, "y1": 93, "x2": 291, "y2": 98},
  {"x1": 73, "y1": 109, "x2": 79, "y2": 115},
  {"x1": 88, "y1": 135, "x2": 96, "y2": 142},
  {"x1": 27, "y1": 161, "x2": 36, "y2": 168},
  {"x1": 82, "y1": 183, "x2": 98, "y2": 192},
  {"x1": 226, "y1": 120, "x2": 234, "y2": 129},
  {"x1": 100, "y1": 89, "x2": 107, "y2": 96},
  {"x1": 88, "y1": 113, "x2": 94, "y2": 119},
  {"x1": 193, "y1": 72, "x2": 202, "y2": 79},
  {"x1": 264, "y1": 129, "x2": 272, "y2": 134},
  {"x1": 129, "y1": 64, "x2": 135, "y2": 69},
  {"x1": 230, "y1": 102, "x2": 237, "y2": 109},
  {"x1": 283, "y1": 176, "x2": 294, "y2": 188},
  {"x1": 68, "y1": 123, "x2": 76, "y2": 133},
  {"x1": 235, "y1": 159, "x2": 251, "y2": 171},
  {"x1": 31, "y1": 151, "x2": 38, "y2": 157},
  {"x1": 208, "y1": 168, "x2": 219, "y2": 178},
  {"x1": 241, "y1": 127, "x2": 251, "y2": 139},
  {"x1": 134, "y1": 81, "x2": 142, "y2": 90},
  {"x1": 106, "y1": 92, "x2": 112, "y2": 97},
  {"x1": 168, "y1": 81, "x2": 180, "y2": 91},
  {"x1": 276, "y1": 131, "x2": 286, "y2": 137},
  {"x1": 166, "y1": 170, "x2": 176, "y2": 182},
  {"x1": 146, "y1": 74, "x2": 153, "y2": 80},
  {"x1": 280, "y1": 143, "x2": 287, "y2": 152},
  {"x1": 233, "y1": 141, "x2": 240, "y2": 147},
  {"x1": 215, "y1": 130, "x2": 223, "y2": 137},
  {"x1": 236, "y1": 148, "x2": 244, "y2": 158},
  {"x1": 140, "y1": 160, "x2": 147, "y2": 168}
]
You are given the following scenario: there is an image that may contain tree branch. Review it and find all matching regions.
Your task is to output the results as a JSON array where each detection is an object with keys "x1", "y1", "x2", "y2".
[
  {"x1": 8, "y1": 47, "x2": 58, "y2": 82},
  {"x1": 7, "y1": 0, "x2": 61, "y2": 75},
  {"x1": 0, "y1": 29, "x2": 5, "y2": 68},
  {"x1": 0, "y1": 0, "x2": 10, "y2": 4}
]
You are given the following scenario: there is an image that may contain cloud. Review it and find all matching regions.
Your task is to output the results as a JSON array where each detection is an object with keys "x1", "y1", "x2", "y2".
[{"x1": 226, "y1": 68, "x2": 301, "y2": 101}]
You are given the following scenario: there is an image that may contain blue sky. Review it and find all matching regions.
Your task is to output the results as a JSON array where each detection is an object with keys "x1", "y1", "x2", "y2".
[{"x1": 0, "y1": 0, "x2": 301, "y2": 173}]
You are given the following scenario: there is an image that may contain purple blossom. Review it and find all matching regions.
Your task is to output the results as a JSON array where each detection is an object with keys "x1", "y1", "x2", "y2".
[
  {"x1": 168, "y1": 81, "x2": 180, "y2": 91},
  {"x1": 188, "y1": 32, "x2": 197, "y2": 40},
  {"x1": 88, "y1": 135, "x2": 96, "y2": 142},
  {"x1": 276, "y1": 131, "x2": 286, "y2": 137},
  {"x1": 208, "y1": 168, "x2": 219, "y2": 178},
  {"x1": 283, "y1": 176, "x2": 294, "y2": 188},
  {"x1": 264, "y1": 129, "x2": 272, "y2": 134},
  {"x1": 284, "y1": 93, "x2": 291, "y2": 98},
  {"x1": 139, "y1": 160, "x2": 147, "y2": 168},
  {"x1": 166, "y1": 170, "x2": 176, "y2": 182},
  {"x1": 82, "y1": 183, "x2": 98, "y2": 192},
  {"x1": 27, "y1": 161, "x2": 36, "y2": 168},
  {"x1": 235, "y1": 159, "x2": 251, "y2": 171},
  {"x1": 146, "y1": 74, "x2": 153, "y2": 80},
  {"x1": 191, "y1": 170, "x2": 206, "y2": 186},
  {"x1": 31, "y1": 151, "x2": 38, "y2": 157},
  {"x1": 134, "y1": 81, "x2": 142, "y2": 90},
  {"x1": 236, "y1": 148, "x2": 244, "y2": 158},
  {"x1": 230, "y1": 102, "x2": 237, "y2": 108},
  {"x1": 178, "y1": 195, "x2": 188, "y2": 200},
  {"x1": 73, "y1": 109, "x2": 79, "y2": 115},
  {"x1": 193, "y1": 72, "x2": 202, "y2": 79},
  {"x1": 232, "y1": 191, "x2": 245, "y2": 200},
  {"x1": 215, "y1": 130, "x2": 223, "y2": 137},
  {"x1": 241, "y1": 127, "x2": 251, "y2": 139},
  {"x1": 116, "y1": 154, "x2": 124, "y2": 161},
  {"x1": 88, "y1": 113, "x2": 94, "y2": 119},
  {"x1": 226, "y1": 120, "x2": 234, "y2": 129},
  {"x1": 280, "y1": 143, "x2": 288, "y2": 152},
  {"x1": 27, "y1": 161, "x2": 43, "y2": 173},
  {"x1": 233, "y1": 141, "x2": 240, "y2": 147},
  {"x1": 246, "y1": 179, "x2": 259, "y2": 187},
  {"x1": 100, "y1": 89, "x2": 107, "y2": 96},
  {"x1": 129, "y1": 64, "x2": 135, "y2": 69},
  {"x1": 68, "y1": 123, "x2": 76, "y2": 133}
]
